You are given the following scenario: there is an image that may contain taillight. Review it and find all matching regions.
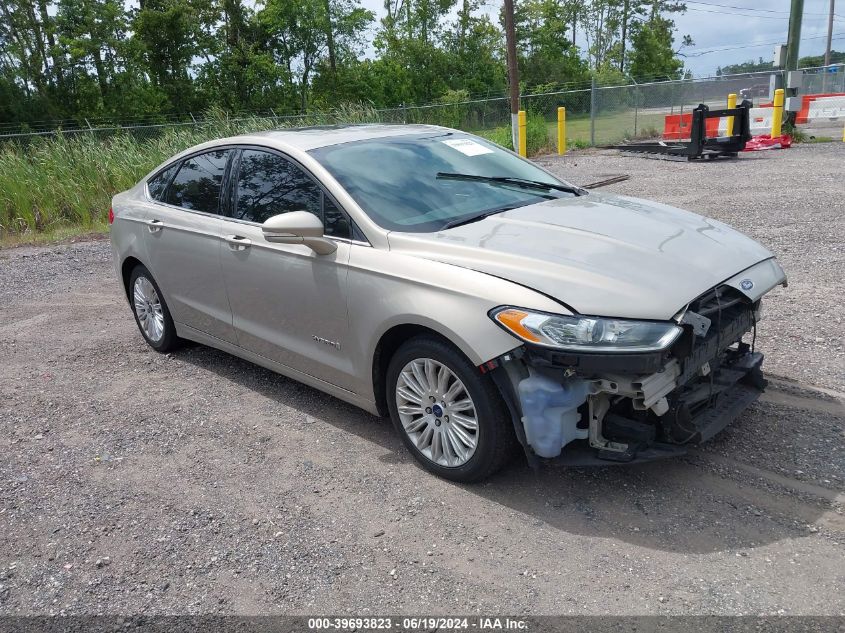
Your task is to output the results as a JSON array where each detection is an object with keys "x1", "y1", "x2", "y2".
[{"x1": 108, "y1": 207, "x2": 114, "y2": 224}]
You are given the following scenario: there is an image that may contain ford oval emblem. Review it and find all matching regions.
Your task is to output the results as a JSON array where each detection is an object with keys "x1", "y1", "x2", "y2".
[{"x1": 740, "y1": 279, "x2": 754, "y2": 291}]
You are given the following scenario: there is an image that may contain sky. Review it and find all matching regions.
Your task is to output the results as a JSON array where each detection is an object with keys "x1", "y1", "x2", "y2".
[{"x1": 356, "y1": 0, "x2": 845, "y2": 77}]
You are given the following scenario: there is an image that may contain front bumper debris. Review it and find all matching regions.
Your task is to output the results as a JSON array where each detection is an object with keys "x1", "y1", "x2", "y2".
[{"x1": 495, "y1": 283, "x2": 772, "y2": 466}]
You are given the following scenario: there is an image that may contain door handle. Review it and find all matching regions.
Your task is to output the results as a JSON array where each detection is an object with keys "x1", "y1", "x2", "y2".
[
  {"x1": 225, "y1": 234, "x2": 252, "y2": 251},
  {"x1": 146, "y1": 219, "x2": 164, "y2": 233}
]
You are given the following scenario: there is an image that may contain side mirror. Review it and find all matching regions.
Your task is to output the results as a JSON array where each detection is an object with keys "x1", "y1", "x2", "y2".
[{"x1": 262, "y1": 211, "x2": 337, "y2": 256}]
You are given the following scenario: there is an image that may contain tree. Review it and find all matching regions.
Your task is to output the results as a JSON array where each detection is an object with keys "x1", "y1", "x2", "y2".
[
  {"x1": 443, "y1": 4, "x2": 506, "y2": 96},
  {"x1": 260, "y1": 0, "x2": 373, "y2": 112},
  {"x1": 582, "y1": 0, "x2": 624, "y2": 71},
  {"x1": 510, "y1": 0, "x2": 589, "y2": 87},
  {"x1": 132, "y1": 0, "x2": 208, "y2": 114},
  {"x1": 716, "y1": 58, "x2": 773, "y2": 76},
  {"x1": 56, "y1": 0, "x2": 128, "y2": 113},
  {"x1": 628, "y1": 13, "x2": 684, "y2": 81},
  {"x1": 0, "y1": 0, "x2": 698, "y2": 128},
  {"x1": 372, "y1": 0, "x2": 455, "y2": 104}
]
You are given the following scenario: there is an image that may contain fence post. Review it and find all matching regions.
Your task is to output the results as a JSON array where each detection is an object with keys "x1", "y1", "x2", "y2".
[
  {"x1": 557, "y1": 107, "x2": 566, "y2": 155},
  {"x1": 670, "y1": 80, "x2": 674, "y2": 115},
  {"x1": 518, "y1": 110, "x2": 527, "y2": 156},
  {"x1": 726, "y1": 93, "x2": 737, "y2": 136},
  {"x1": 633, "y1": 87, "x2": 639, "y2": 137},
  {"x1": 590, "y1": 77, "x2": 597, "y2": 146},
  {"x1": 771, "y1": 88, "x2": 784, "y2": 137}
]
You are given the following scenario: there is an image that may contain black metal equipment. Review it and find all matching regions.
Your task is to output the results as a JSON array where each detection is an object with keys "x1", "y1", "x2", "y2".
[{"x1": 607, "y1": 100, "x2": 753, "y2": 160}]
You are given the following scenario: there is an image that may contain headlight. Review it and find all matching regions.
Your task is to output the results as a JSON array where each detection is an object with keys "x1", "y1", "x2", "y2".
[{"x1": 491, "y1": 307, "x2": 682, "y2": 353}]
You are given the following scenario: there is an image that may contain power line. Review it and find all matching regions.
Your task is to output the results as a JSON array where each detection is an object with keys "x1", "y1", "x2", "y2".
[
  {"x1": 686, "y1": 7, "x2": 791, "y2": 20},
  {"x1": 684, "y1": 31, "x2": 845, "y2": 56},
  {"x1": 687, "y1": 6, "x2": 845, "y2": 22},
  {"x1": 685, "y1": 0, "x2": 835, "y2": 16}
]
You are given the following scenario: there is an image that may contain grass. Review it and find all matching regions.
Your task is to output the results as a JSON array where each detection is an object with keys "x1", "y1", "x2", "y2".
[
  {"x1": 557, "y1": 110, "x2": 665, "y2": 145},
  {"x1": 0, "y1": 106, "x2": 382, "y2": 245},
  {"x1": 0, "y1": 225, "x2": 109, "y2": 249},
  {"x1": 473, "y1": 109, "x2": 665, "y2": 158},
  {"x1": 474, "y1": 111, "x2": 553, "y2": 154},
  {"x1": 0, "y1": 104, "x2": 665, "y2": 245},
  {"x1": 804, "y1": 136, "x2": 836, "y2": 143}
]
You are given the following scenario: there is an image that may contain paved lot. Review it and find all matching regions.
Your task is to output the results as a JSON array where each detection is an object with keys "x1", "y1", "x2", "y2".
[{"x1": 1, "y1": 143, "x2": 843, "y2": 615}]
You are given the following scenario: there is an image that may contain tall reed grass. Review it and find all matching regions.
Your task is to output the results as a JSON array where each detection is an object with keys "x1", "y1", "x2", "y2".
[
  {"x1": 0, "y1": 104, "x2": 543, "y2": 240},
  {"x1": 0, "y1": 105, "x2": 382, "y2": 239}
]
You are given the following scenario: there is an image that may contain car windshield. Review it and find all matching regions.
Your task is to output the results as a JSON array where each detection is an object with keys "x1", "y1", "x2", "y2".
[{"x1": 309, "y1": 131, "x2": 580, "y2": 232}]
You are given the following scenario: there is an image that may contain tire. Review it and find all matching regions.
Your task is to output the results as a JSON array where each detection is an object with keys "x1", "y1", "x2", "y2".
[
  {"x1": 386, "y1": 335, "x2": 515, "y2": 482},
  {"x1": 128, "y1": 264, "x2": 180, "y2": 353}
]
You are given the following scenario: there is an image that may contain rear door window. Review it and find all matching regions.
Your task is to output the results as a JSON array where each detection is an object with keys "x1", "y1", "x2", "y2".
[{"x1": 165, "y1": 150, "x2": 232, "y2": 214}]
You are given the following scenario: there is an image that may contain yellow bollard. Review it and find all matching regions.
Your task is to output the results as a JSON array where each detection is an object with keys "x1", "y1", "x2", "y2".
[
  {"x1": 726, "y1": 93, "x2": 737, "y2": 137},
  {"x1": 771, "y1": 88, "x2": 784, "y2": 138},
  {"x1": 557, "y1": 107, "x2": 566, "y2": 155},
  {"x1": 518, "y1": 110, "x2": 527, "y2": 157},
  {"x1": 842, "y1": 122, "x2": 845, "y2": 142}
]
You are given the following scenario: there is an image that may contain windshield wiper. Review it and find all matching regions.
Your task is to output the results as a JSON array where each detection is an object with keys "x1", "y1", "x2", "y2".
[
  {"x1": 436, "y1": 172, "x2": 584, "y2": 196},
  {"x1": 440, "y1": 206, "x2": 520, "y2": 230}
]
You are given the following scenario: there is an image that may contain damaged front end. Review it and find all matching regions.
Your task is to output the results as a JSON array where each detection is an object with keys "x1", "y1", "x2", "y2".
[{"x1": 489, "y1": 281, "x2": 779, "y2": 466}]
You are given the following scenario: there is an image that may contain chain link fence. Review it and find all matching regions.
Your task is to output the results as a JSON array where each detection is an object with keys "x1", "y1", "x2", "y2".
[{"x1": 1, "y1": 66, "x2": 841, "y2": 150}]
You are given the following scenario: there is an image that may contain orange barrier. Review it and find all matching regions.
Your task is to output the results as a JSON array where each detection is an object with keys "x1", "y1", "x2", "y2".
[
  {"x1": 795, "y1": 93, "x2": 845, "y2": 124},
  {"x1": 663, "y1": 92, "x2": 845, "y2": 141},
  {"x1": 663, "y1": 113, "x2": 720, "y2": 139}
]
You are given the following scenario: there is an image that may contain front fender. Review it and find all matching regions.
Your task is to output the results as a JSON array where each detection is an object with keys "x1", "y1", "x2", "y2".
[{"x1": 345, "y1": 245, "x2": 566, "y2": 401}]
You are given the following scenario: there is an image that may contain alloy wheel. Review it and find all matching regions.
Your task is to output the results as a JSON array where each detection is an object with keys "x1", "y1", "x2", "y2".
[
  {"x1": 133, "y1": 276, "x2": 165, "y2": 343},
  {"x1": 395, "y1": 357, "x2": 479, "y2": 467}
]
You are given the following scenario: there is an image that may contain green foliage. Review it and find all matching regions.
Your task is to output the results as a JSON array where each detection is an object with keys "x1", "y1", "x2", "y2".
[
  {"x1": 0, "y1": 109, "x2": 340, "y2": 237},
  {"x1": 475, "y1": 112, "x2": 551, "y2": 155},
  {"x1": 717, "y1": 58, "x2": 774, "y2": 77},
  {"x1": 0, "y1": 104, "x2": 560, "y2": 238},
  {"x1": 798, "y1": 50, "x2": 845, "y2": 67},
  {"x1": 628, "y1": 14, "x2": 683, "y2": 83},
  {"x1": 719, "y1": 51, "x2": 845, "y2": 77},
  {"x1": 0, "y1": 0, "x2": 703, "y2": 238},
  {"x1": 512, "y1": 0, "x2": 589, "y2": 88},
  {"x1": 0, "y1": 0, "x2": 695, "y2": 127},
  {"x1": 784, "y1": 123, "x2": 808, "y2": 143},
  {"x1": 431, "y1": 89, "x2": 469, "y2": 128}
]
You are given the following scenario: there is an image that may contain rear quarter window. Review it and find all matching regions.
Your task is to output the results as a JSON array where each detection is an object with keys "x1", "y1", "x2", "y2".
[
  {"x1": 165, "y1": 150, "x2": 231, "y2": 214},
  {"x1": 147, "y1": 165, "x2": 177, "y2": 201}
]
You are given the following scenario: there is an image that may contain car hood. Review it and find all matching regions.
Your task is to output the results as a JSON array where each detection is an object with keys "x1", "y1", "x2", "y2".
[{"x1": 387, "y1": 191, "x2": 780, "y2": 320}]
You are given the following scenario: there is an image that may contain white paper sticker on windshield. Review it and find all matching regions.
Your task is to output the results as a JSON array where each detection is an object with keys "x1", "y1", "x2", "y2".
[{"x1": 441, "y1": 138, "x2": 494, "y2": 156}]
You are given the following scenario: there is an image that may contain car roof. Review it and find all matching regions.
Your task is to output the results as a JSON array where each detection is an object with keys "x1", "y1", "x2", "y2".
[
  {"x1": 142, "y1": 123, "x2": 457, "y2": 184},
  {"x1": 227, "y1": 123, "x2": 450, "y2": 152}
]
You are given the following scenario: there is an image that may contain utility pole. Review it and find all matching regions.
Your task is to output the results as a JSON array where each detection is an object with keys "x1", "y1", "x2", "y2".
[
  {"x1": 785, "y1": 0, "x2": 804, "y2": 73},
  {"x1": 824, "y1": 0, "x2": 835, "y2": 67},
  {"x1": 503, "y1": 0, "x2": 520, "y2": 150},
  {"x1": 783, "y1": 0, "x2": 804, "y2": 123},
  {"x1": 619, "y1": 0, "x2": 630, "y2": 73}
]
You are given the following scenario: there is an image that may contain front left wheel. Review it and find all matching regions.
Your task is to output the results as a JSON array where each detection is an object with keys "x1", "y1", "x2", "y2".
[
  {"x1": 386, "y1": 335, "x2": 515, "y2": 482},
  {"x1": 128, "y1": 265, "x2": 180, "y2": 353}
]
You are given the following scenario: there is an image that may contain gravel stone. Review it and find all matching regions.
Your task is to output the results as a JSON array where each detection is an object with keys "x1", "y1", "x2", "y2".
[{"x1": 0, "y1": 146, "x2": 843, "y2": 615}]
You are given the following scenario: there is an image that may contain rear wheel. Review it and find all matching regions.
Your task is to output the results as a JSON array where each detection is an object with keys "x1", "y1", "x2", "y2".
[
  {"x1": 129, "y1": 265, "x2": 179, "y2": 353},
  {"x1": 386, "y1": 335, "x2": 514, "y2": 482}
]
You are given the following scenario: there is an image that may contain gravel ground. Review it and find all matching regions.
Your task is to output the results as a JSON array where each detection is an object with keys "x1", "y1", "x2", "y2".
[{"x1": 1, "y1": 144, "x2": 844, "y2": 616}]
